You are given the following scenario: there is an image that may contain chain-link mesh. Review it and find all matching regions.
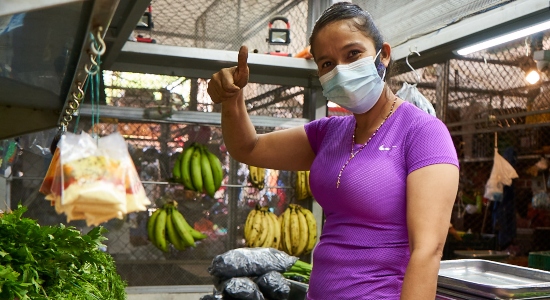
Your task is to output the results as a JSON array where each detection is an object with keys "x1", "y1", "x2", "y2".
[{"x1": 137, "y1": 0, "x2": 309, "y2": 56}]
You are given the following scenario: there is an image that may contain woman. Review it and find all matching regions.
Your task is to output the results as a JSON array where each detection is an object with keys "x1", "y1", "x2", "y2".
[{"x1": 207, "y1": 3, "x2": 459, "y2": 299}]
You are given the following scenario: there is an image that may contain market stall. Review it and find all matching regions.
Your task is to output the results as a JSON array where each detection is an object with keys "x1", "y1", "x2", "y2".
[{"x1": 2, "y1": 0, "x2": 550, "y2": 299}]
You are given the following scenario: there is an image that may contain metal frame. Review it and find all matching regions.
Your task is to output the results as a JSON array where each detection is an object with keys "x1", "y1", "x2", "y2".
[
  {"x1": 78, "y1": 104, "x2": 309, "y2": 128},
  {"x1": 110, "y1": 42, "x2": 319, "y2": 87},
  {"x1": 392, "y1": 0, "x2": 550, "y2": 73}
]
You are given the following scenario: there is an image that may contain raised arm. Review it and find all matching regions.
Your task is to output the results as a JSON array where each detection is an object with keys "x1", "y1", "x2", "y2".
[{"x1": 207, "y1": 46, "x2": 315, "y2": 171}]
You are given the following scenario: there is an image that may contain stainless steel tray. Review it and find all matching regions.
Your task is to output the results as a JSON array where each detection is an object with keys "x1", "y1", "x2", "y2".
[{"x1": 438, "y1": 259, "x2": 550, "y2": 299}]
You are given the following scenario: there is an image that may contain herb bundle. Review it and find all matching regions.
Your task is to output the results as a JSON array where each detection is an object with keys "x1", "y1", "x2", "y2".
[{"x1": 0, "y1": 205, "x2": 126, "y2": 299}]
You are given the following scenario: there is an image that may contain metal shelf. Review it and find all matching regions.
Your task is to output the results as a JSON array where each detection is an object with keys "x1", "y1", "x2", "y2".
[
  {"x1": 78, "y1": 104, "x2": 309, "y2": 129},
  {"x1": 109, "y1": 42, "x2": 320, "y2": 87}
]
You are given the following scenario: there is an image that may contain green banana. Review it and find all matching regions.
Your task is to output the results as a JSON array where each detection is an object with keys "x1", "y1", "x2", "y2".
[
  {"x1": 171, "y1": 208, "x2": 196, "y2": 247},
  {"x1": 147, "y1": 208, "x2": 162, "y2": 247},
  {"x1": 190, "y1": 146, "x2": 203, "y2": 193},
  {"x1": 173, "y1": 208, "x2": 207, "y2": 240},
  {"x1": 172, "y1": 152, "x2": 183, "y2": 182},
  {"x1": 205, "y1": 149, "x2": 223, "y2": 191},
  {"x1": 165, "y1": 208, "x2": 187, "y2": 251},
  {"x1": 180, "y1": 145, "x2": 196, "y2": 190},
  {"x1": 154, "y1": 208, "x2": 169, "y2": 252},
  {"x1": 200, "y1": 146, "x2": 216, "y2": 197}
]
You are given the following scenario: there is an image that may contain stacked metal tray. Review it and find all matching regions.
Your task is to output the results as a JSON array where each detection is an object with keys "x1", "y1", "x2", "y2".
[{"x1": 438, "y1": 259, "x2": 550, "y2": 299}]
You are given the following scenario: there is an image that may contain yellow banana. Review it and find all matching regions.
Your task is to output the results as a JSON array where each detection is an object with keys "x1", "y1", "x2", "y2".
[
  {"x1": 289, "y1": 206, "x2": 300, "y2": 255},
  {"x1": 261, "y1": 211, "x2": 275, "y2": 248},
  {"x1": 254, "y1": 211, "x2": 269, "y2": 247},
  {"x1": 268, "y1": 212, "x2": 281, "y2": 250},
  {"x1": 205, "y1": 149, "x2": 223, "y2": 191},
  {"x1": 277, "y1": 214, "x2": 284, "y2": 250},
  {"x1": 295, "y1": 207, "x2": 309, "y2": 256},
  {"x1": 257, "y1": 167, "x2": 266, "y2": 190},
  {"x1": 171, "y1": 208, "x2": 196, "y2": 247},
  {"x1": 296, "y1": 171, "x2": 308, "y2": 200},
  {"x1": 174, "y1": 209, "x2": 207, "y2": 240},
  {"x1": 172, "y1": 152, "x2": 183, "y2": 182},
  {"x1": 180, "y1": 145, "x2": 196, "y2": 191},
  {"x1": 299, "y1": 206, "x2": 317, "y2": 255},
  {"x1": 247, "y1": 209, "x2": 263, "y2": 247},
  {"x1": 166, "y1": 208, "x2": 187, "y2": 251},
  {"x1": 249, "y1": 165, "x2": 258, "y2": 187},
  {"x1": 154, "y1": 208, "x2": 169, "y2": 252},
  {"x1": 244, "y1": 209, "x2": 257, "y2": 242},
  {"x1": 282, "y1": 207, "x2": 292, "y2": 255},
  {"x1": 190, "y1": 146, "x2": 203, "y2": 193},
  {"x1": 147, "y1": 208, "x2": 162, "y2": 247},
  {"x1": 305, "y1": 170, "x2": 312, "y2": 197},
  {"x1": 200, "y1": 146, "x2": 216, "y2": 197}
]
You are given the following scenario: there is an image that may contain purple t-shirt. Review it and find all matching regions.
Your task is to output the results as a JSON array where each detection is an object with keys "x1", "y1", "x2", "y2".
[{"x1": 304, "y1": 101, "x2": 459, "y2": 299}]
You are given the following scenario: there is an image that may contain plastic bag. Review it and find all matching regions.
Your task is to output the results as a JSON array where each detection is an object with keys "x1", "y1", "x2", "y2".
[
  {"x1": 395, "y1": 82, "x2": 436, "y2": 116},
  {"x1": 484, "y1": 151, "x2": 519, "y2": 201},
  {"x1": 254, "y1": 271, "x2": 290, "y2": 300},
  {"x1": 208, "y1": 248, "x2": 298, "y2": 279},
  {"x1": 39, "y1": 132, "x2": 151, "y2": 226},
  {"x1": 219, "y1": 277, "x2": 265, "y2": 300}
]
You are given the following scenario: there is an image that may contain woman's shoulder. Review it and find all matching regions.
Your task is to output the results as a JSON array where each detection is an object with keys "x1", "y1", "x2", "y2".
[
  {"x1": 396, "y1": 101, "x2": 444, "y2": 128},
  {"x1": 306, "y1": 115, "x2": 353, "y2": 130}
]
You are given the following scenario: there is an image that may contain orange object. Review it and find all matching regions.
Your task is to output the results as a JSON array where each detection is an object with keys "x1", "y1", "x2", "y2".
[{"x1": 294, "y1": 46, "x2": 313, "y2": 59}]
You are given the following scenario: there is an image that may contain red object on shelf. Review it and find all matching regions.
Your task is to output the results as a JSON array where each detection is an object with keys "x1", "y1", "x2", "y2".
[{"x1": 136, "y1": 35, "x2": 155, "y2": 43}]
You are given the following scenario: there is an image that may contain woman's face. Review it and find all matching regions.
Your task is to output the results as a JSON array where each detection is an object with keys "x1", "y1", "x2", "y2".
[{"x1": 312, "y1": 19, "x2": 387, "y2": 77}]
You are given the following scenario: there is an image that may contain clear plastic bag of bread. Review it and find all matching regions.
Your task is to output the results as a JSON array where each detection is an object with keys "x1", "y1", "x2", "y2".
[{"x1": 40, "y1": 132, "x2": 150, "y2": 226}]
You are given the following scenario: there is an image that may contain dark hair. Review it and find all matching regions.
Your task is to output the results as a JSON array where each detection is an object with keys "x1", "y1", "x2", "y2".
[{"x1": 309, "y1": 2, "x2": 389, "y2": 78}]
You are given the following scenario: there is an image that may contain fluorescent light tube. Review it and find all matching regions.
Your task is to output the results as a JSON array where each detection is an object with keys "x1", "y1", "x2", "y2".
[{"x1": 457, "y1": 20, "x2": 550, "y2": 55}]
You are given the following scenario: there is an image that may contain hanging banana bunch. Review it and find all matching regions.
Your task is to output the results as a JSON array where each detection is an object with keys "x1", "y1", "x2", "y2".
[
  {"x1": 248, "y1": 165, "x2": 266, "y2": 190},
  {"x1": 244, "y1": 205, "x2": 281, "y2": 249},
  {"x1": 147, "y1": 201, "x2": 208, "y2": 252},
  {"x1": 296, "y1": 171, "x2": 312, "y2": 200},
  {"x1": 279, "y1": 204, "x2": 317, "y2": 257},
  {"x1": 172, "y1": 143, "x2": 223, "y2": 197}
]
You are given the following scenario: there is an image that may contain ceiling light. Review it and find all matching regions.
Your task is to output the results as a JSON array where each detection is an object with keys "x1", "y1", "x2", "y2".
[
  {"x1": 456, "y1": 20, "x2": 550, "y2": 55},
  {"x1": 525, "y1": 70, "x2": 541, "y2": 84}
]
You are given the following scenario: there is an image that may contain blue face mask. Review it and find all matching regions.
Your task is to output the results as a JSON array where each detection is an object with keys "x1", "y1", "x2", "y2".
[{"x1": 319, "y1": 50, "x2": 385, "y2": 114}]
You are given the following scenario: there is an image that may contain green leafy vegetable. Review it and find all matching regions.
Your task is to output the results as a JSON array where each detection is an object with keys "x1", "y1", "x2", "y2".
[{"x1": 0, "y1": 205, "x2": 126, "y2": 299}]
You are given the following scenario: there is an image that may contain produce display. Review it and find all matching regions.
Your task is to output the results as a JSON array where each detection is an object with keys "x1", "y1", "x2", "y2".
[
  {"x1": 279, "y1": 204, "x2": 317, "y2": 257},
  {"x1": 248, "y1": 165, "x2": 266, "y2": 189},
  {"x1": 172, "y1": 143, "x2": 223, "y2": 197},
  {"x1": 295, "y1": 170, "x2": 312, "y2": 200},
  {"x1": 244, "y1": 205, "x2": 281, "y2": 248},
  {"x1": 147, "y1": 201, "x2": 207, "y2": 252},
  {"x1": 0, "y1": 205, "x2": 126, "y2": 300},
  {"x1": 244, "y1": 204, "x2": 317, "y2": 258}
]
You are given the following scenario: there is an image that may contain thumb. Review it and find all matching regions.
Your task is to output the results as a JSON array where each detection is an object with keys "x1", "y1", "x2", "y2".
[{"x1": 234, "y1": 45, "x2": 249, "y2": 88}]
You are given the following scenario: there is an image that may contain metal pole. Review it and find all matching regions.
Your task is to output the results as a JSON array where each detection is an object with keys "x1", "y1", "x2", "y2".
[
  {"x1": 436, "y1": 60, "x2": 450, "y2": 122},
  {"x1": 226, "y1": 157, "x2": 240, "y2": 250}
]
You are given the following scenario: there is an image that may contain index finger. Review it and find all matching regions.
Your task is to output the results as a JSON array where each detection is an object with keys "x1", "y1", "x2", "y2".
[{"x1": 237, "y1": 45, "x2": 248, "y2": 71}]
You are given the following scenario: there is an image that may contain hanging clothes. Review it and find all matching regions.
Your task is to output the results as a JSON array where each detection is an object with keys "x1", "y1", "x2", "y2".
[
  {"x1": 491, "y1": 147, "x2": 517, "y2": 249},
  {"x1": 484, "y1": 148, "x2": 519, "y2": 201}
]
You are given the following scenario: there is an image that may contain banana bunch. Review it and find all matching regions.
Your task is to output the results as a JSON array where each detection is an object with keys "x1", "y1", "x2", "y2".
[
  {"x1": 244, "y1": 205, "x2": 281, "y2": 249},
  {"x1": 248, "y1": 165, "x2": 266, "y2": 190},
  {"x1": 172, "y1": 143, "x2": 223, "y2": 197},
  {"x1": 279, "y1": 204, "x2": 317, "y2": 257},
  {"x1": 296, "y1": 171, "x2": 312, "y2": 200},
  {"x1": 147, "y1": 202, "x2": 207, "y2": 252}
]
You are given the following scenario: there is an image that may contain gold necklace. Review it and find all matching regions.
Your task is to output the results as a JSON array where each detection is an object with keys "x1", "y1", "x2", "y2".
[{"x1": 336, "y1": 98, "x2": 398, "y2": 188}]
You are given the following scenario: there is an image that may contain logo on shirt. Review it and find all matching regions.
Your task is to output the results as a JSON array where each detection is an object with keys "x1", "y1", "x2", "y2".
[{"x1": 378, "y1": 145, "x2": 396, "y2": 151}]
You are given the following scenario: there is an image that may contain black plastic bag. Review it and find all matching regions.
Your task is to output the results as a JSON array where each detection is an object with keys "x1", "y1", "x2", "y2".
[
  {"x1": 208, "y1": 248, "x2": 298, "y2": 278},
  {"x1": 221, "y1": 277, "x2": 265, "y2": 300},
  {"x1": 254, "y1": 271, "x2": 290, "y2": 300}
]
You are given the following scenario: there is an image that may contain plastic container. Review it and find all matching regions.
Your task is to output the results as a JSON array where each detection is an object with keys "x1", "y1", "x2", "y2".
[
  {"x1": 529, "y1": 251, "x2": 550, "y2": 271},
  {"x1": 287, "y1": 279, "x2": 308, "y2": 300}
]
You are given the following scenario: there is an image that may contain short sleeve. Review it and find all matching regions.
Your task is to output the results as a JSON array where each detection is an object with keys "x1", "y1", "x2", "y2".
[
  {"x1": 304, "y1": 117, "x2": 332, "y2": 154},
  {"x1": 405, "y1": 117, "x2": 459, "y2": 174}
]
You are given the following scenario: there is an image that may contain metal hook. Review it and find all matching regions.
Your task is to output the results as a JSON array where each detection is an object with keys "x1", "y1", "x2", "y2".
[
  {"x1": 72, "y1": 82, "x2": 85, "y2": 101},
  {"x1": 90, "y1": 54, "x2": 98, "y2": 66},
  {"x1": 406, "y1": 48, "x2": 421, "y2": 83},
  {"x1": 85, "y1": 63, "x2": 99, "y2": 75},
  {"x1": 89, "y1": 26, "x2": 106, "y2": 56}
]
